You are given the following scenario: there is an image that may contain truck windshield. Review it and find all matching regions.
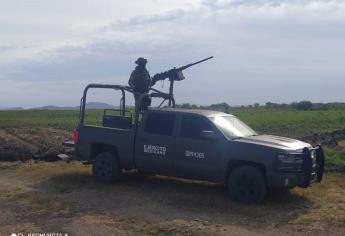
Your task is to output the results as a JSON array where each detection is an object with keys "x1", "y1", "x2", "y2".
[{"x1": 210, "y1": 115, "x2": 257, "y2": 139}]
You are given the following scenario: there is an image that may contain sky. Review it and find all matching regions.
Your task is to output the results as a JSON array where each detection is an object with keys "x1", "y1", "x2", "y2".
[{"x1": 0, "y1": 0, "x2": 345, "y2": 108}]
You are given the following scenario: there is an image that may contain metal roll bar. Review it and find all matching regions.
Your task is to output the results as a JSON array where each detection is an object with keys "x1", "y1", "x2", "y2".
[{"x1": 79, "y1": 83, "x2": 175, "y2": 126}]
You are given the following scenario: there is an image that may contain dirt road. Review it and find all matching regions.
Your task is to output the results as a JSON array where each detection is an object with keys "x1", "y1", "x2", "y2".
[{"x1": 0, "y1": 162, "x2": 344, "y2": 236}]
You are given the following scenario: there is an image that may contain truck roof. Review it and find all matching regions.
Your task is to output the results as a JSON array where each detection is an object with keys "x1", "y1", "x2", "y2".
[{"x1": 150, "y1": 108, "x2": 233, "y2": 117}]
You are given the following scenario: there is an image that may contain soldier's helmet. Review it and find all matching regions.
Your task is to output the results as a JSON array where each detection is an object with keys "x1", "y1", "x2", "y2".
[{"x1": 135, "y1": 57, "x2": 147, "y2": 66}]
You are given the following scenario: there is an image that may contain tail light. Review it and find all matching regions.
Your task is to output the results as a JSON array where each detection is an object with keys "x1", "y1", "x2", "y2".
[{"x1": 73, "y1": 128, "x2": 79, "y2": 144}]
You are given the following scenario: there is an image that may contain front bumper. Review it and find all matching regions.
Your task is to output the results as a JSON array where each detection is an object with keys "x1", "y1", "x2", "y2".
[
  {"x1": 268, "y1": 145, "x2": 325, "y2": 189},
  {"x1": 299, "y1": 145, "x2": 325, "y2": 187}
]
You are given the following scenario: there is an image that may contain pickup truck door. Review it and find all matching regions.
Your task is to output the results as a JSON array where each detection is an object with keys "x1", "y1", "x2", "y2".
[
  {"x1": 135, "y1": 112, "x2": 176, "y2": 174},
  {"x1": 174, "y1": 115, "x2": 222, "y2": 180}
]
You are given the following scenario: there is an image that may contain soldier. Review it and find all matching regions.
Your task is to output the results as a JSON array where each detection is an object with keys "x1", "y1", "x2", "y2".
[{"x1": 128, "y1": 57, "x2": 152, "y2": 110}]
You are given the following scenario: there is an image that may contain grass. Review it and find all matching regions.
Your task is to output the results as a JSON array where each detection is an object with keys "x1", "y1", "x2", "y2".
[
  {"x1": 0, "y1": 162, "x2": 345, "y2": 235},
  {"x1": 324, "y1": 146, "x2": 345, "y2": 166},
  {"x1": 1, "y1": 109, "x2": 345, "y2": 137},
  {"x1": 0, "y1": 110, "x2": 103, "y2": 130},
  {"x1": 0, "y1": 108, "x2": 344, "y2": 234},
  {"x1": 234, "y1": 110, "x2": 345, "y2": 137}
]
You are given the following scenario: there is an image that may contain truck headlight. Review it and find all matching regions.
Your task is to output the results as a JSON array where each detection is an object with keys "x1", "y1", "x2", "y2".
[
  {"x1": 310, "y1": 149, "x2": 317, "y2": 167},
  {"x1": 276, "y1": 153, "x2": 303, "y2": 172},
  {"x1": 311, "y1": 150, "x2": 316, "y2": 161}
]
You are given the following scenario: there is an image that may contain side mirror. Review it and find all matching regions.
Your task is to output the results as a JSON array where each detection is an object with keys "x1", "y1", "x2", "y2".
[{"x1": 200, "y1": 130, "x2": 217, "y2": 140}]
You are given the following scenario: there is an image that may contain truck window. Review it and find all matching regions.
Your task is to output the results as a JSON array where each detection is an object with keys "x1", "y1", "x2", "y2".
[
  {"x1": 144, "y1": 113, "x2": 176, "y2": 135},
  {"x1": 181, "y1": 116, "x2": 212, "y2": 139}
]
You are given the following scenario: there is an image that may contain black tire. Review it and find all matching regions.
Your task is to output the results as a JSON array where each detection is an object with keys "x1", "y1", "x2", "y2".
[
  {"x1": 227, "y1": 165, "x2": 267, "y2": 204},
  {"x1": 92, "y1": 152, "x2": 122, "y2": 183}
]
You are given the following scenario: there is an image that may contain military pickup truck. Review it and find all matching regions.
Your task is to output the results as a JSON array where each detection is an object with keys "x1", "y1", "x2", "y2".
[{"x1": 73, "y1": 84, "x2": 324, "y2": 203}]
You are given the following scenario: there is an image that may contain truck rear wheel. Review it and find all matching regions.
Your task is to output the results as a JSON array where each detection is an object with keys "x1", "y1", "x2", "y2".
[
  {"x1": 227, "y1": 165, "x2": 267, "y2": 203},
  {"x1": 93, "y1": 152, "x2": 122, "y2": 183}
]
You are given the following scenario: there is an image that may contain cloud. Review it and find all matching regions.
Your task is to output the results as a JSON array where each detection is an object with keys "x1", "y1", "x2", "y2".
[
  {"x1": 0, "y1": 77, "x2": 134, "y2": 108},
  {"x1": 1, "y1": 0, "x2": 345, "y2": 106},
  {"x1": 111, "y1": 9, "x2": 187, "y2": 29}
]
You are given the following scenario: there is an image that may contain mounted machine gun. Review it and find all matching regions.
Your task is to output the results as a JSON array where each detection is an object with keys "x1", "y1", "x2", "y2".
[{"x1": 151, "y1": 56, "x2": 213, "y2": 106}]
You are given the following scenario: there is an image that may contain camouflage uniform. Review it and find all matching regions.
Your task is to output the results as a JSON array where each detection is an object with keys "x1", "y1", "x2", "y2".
[{"x1": 128, "y1": 57, "x2": 152, "y2": 110}]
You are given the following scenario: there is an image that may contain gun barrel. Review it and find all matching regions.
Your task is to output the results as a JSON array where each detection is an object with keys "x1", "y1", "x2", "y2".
[
  {"x1": 152, "y1": 56, "x2": 214, "y2": 84},
  {"x1": 192, "y1": 56, "x2": 214, "y2": 65},
  {"x1": 178, "y1": 56, "x2": 213, "y2": 70}
]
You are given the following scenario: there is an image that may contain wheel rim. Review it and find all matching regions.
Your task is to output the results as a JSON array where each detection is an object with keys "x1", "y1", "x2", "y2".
[
  {"x1": 95, "y1": 158, "x2": 112, "y2": 179},
  {"x1": 236, "y1": 174, "x2": 257, "y2": 199}
]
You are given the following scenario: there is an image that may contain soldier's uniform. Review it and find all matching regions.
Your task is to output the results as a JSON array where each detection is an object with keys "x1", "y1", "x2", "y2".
[{"x1": 128, "y1": 57, "x2": 152, "y2": 110}]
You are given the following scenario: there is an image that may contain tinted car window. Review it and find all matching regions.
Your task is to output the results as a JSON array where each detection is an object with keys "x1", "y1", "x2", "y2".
[
  {"x1": 181, "y1": 116, "x2": 212, "y2": 139},
  {"x1": 144, "y1": 113, "x2": 176, "y2": 135}
]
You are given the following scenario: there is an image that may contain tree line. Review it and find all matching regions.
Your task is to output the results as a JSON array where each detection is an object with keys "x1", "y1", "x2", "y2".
[{"x1": 175, "y1": 101, "x2": 345, "y2": 112}]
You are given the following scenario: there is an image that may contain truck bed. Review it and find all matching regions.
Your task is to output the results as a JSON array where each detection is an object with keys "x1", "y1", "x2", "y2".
[{"x1": 75, "y1": 125, "x2": 136, "y2": 169}]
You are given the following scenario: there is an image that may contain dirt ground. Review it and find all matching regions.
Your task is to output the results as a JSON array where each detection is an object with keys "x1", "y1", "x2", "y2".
[
  {"x1": 0, "y1": 161, "x2": 344, "y2": 236},
  {"x1": 0, "y1": 127, "x2": 345, "y2": 235},
  {"x1": 0, "y1": 127, "x2": 71, "y2": 162},
  {"x1": 303, "y1": 128, "x2": 345, "y2": 148}
]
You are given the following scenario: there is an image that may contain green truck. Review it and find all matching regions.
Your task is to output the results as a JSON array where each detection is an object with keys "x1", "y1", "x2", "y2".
[{"x1": 73, "y1": 84, "x2": 324, "y2": 203}]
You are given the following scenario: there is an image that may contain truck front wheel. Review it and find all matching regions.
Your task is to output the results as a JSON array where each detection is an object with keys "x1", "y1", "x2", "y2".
[
  {"x1": 227, "y1": 165, "x2": 267, "y2": 203},
  {"x1": 92, "y1": 152, "x2": 122, "y2": 183}
]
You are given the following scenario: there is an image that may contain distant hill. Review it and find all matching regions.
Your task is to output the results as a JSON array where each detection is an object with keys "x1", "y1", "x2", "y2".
[
  {"x1": 30, "y1": 102, "x2": 117, "y2": 110},
  {"x1": 31, "y1": 105, "x2": 75, "y2": 110},
  {"x1": 86, "y1": 102, "x2": 117, "y2": 109},
  {"x1": 0, "y1": 107, "x2": 24, "y2": 111}
]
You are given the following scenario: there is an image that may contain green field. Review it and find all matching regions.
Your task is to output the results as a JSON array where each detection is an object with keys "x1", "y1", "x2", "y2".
[
  {"x1": 1, "y1": 109, "x2": 345, "y2": 137},
  {"x1": 2, "y1": 108, "x2": 344, "y2": 168},
  {"x1": 0, "y1": 110, "x2": 97, "y2": 130},
  {"x1": 234, "y1": 110, "x2": 345, "y2": 138}
]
